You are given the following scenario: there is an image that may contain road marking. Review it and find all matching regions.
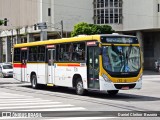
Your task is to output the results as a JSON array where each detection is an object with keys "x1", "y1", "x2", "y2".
[
  {"x1": 0, "y1": 102, "x2": 61, "y2": 106},
  {"x1": 0, "y1": 104, "x2": 74, "y2": 110},
  {"x1": 0, "y1": 117, "x2": 117, "y2": 120},
  {"x1": 20, "y1": 107, "x2": 86, "y2": 111},
  {"x1": 0, "y1": 100, "x2": 54, "y2": 103},
  {"x1": 0, "y1": 91, "x2": 86, "y2": 112},
  {"x1": 45, "y1": 117, "x2": 117, "y2": 120},
  {"x1": 0, "y1": 99, "x2": 53, "y2": 102}
]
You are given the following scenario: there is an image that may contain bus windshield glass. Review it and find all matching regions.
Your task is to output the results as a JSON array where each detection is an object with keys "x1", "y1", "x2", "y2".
[{"x1": 102, "y1": 46, "x2": 140, "y2": 73}]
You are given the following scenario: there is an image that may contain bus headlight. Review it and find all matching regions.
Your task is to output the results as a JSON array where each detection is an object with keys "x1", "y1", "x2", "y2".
[
  {"x1": 137, "y1": 74, "x2": 143, "y2": 82},
  {"x1": 102, "y1": 74, "x2": 111, "y2": 83}
]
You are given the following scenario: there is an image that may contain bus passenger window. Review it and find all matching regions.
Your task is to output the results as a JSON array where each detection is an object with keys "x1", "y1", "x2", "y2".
[
  {"x1": 29, "y1": 47, "x2": 37, "y2": 62},
  {"x1": 58, "y1": 44, "x2": 70, "y2": 61},
  {"x1": 37, "y1": 46, "x2": 45, "y2": 62},
  {"x1": 69, "y1": 43, "x2": 73, "y2": 61},
  {"x1": 72, "y1": 43, "x2": 85, "y2": 61},
  {"x1": 14, "y1": 48, "x2": 21, "y2": 62}
]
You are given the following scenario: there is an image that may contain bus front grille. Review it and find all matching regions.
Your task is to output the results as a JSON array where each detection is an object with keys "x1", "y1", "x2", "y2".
[{"x1": 114, "y1": 83, "x2": 136, "y2": 89}]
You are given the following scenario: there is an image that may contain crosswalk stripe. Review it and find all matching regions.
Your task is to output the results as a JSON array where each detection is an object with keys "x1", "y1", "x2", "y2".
[
  {"x1": 0, "y1": 104, "x2": 74, "y2": 110},
  {"x1": 0, "y1": 102, "x2": 61, "y2": 106},
  {"x1": 143, "y1": 75, "x2": 160, "y2": 78},
  {"x1": 0, "y1": 100, "x2": 55, "y2": 104},
  {"x1": 0, "y1": 117, "x2": 117, "y2": 120},
  {"x1": 0, "y1": 97, "x2": 35, "y2": 99},
  {"x1": 0, "y1": 92, "x2": 86, "y2": 112},
  {"x1": 0, "y1": 98, "x2": 51, "y2": 102},
  {"x1": 45, "y1": 117, "x2": 117, "y2": 120},
  {"x1": 142, "y1": 78, "x2": 159, "y2": 80},
  {"x1": 0, "y1": 94, "x2": 34, "y2": 98},
  {"x1": 19, "y1": 107, "x2": 86, "y2": 111}
]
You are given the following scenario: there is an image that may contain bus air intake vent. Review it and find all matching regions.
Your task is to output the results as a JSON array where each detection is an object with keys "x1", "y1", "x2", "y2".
[{"x1": 114, "y1": 83, "x2": 136, "y2": 89}]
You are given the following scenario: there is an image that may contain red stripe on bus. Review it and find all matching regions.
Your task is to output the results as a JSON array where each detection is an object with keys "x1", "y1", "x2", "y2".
[{"x1": 13, "y1": 64, "x2": 26, "y2": 68}]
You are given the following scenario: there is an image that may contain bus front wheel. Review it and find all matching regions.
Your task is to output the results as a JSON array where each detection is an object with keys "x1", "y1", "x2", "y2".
[
  {"x1": 75, "y1": 78, "x2": 85, "y2": 95},
  {"x1": 31, "y1": 75, "x2": 38, "y2": 89},
  {"x1": 107, "y1": 90, "x2": 119, "y2": 95}
]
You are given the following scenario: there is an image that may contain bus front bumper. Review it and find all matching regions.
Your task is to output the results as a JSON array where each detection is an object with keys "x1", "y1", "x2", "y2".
[{"x1": 99, "y1": 76, "x2": 142, "y2": 91}]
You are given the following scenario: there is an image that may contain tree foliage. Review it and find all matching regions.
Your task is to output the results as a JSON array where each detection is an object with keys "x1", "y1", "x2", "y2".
[
  {"x1": 0, "y1": 20, "x2": 3, "y2": 26},
  {"x1": 71, "y1": 22, "x2": 115, "y2": 37}
]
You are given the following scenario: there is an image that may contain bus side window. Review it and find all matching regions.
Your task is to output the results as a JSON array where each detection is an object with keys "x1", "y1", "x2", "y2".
[
  {"x1": 56, "y1": 43, "x2": 85, "y2": 62},
  {"x1": 69, "y1": 43, "x2": 73, "y2": 61},
  {"x1": 14, "y1": 48, "x2": 21, "y2": 62},
  {"x1": 72, "y1": 42, "x2": 85, "y2": 61},
  {"x1": 37, "y1": 46, "x2": 45, "y2": 62},
  {"x1": 58, "y1": 44, "x2": 70, "y2": 61},
  {"x1": 29, "y1": 47, "x2": 37, "y2": 62}
]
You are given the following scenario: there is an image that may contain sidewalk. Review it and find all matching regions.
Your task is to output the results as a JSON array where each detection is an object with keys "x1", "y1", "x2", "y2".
[{"x1": 143, "y1": 70, "x2": 160, "y2": 75}]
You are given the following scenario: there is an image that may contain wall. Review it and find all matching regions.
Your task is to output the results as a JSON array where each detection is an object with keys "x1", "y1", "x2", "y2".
[
  {"x1": 143, "y1": 32, "x2": 160, "y2": 70},
  {"x1": 0, "y1": 0, "x2": 40, "y2": 30},
  {"x1": 52, "y1": 0, "x2": 93, "y2": 31},
  {"x1": 123, "y1": 0, "x2": 158, "y2": 31}
]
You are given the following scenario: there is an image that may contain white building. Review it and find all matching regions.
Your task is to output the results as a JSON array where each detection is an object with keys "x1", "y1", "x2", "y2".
[{"x1": 0, "y1": 0, "x2": 160, "y2": 69}]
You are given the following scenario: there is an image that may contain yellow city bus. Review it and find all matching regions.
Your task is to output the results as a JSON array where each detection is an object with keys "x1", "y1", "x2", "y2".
[{"x1": 13, "y1": 34, "x2": 143, "y2": 95}]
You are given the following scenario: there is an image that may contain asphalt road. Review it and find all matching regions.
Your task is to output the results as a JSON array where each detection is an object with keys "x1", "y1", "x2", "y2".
[{"x1": 0, "y1": 71, "x2": 160, "y2": 120}]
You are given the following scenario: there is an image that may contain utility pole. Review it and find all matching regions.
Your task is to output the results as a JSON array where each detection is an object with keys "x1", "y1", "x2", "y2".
[
  {"x1": 37, "y1": 22, "x2": 47, "y2": 41},
  {"x1": 0, "y1": 31, "x2": 3, "y2": 63},
  {"x1": 61, "y1": 20, "x2": 63, "y2": 38}
]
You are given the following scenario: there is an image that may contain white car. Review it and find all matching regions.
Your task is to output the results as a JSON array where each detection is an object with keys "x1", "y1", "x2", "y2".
[{"x1": 0, "y1": 63, "x2": 13, "y2": 78}]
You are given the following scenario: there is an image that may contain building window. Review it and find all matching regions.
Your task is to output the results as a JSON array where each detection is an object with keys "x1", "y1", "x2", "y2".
[
  {"x1": 48, "y1": 8, "x2": 51, "y2": 16},
  {"x1": 158, "y1": 4, "x2": 160, "y2": 12},
  {"x1": 94, "y1": 0, "x2": 123, "y2": 24}
]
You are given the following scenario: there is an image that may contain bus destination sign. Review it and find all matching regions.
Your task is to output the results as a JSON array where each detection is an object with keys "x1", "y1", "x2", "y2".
[{"x1": 101, "y1": 36, "x2": 138, "y2": 44}]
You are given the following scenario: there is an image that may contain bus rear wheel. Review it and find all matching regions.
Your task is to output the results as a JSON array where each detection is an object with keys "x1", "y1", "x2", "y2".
[
  {"x1": 75, "y1": 78, "x2": 85, "y2": 95},
  {"x1": 107, "y1": 90, "x2": 119, "y2": 95},
  {"x1": 31, "y1": 75, "x2": 38, "y2": 89}
]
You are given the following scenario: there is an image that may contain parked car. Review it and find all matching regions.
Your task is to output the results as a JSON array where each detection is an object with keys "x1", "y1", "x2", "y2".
[{"x1": 0, "y1": 63, "x2": 13, "y2": 78}]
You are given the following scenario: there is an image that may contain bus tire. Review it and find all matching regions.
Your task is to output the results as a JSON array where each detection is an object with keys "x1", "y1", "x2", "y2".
[
  {"x1": 75, "y1": 78, "x2": 85, "y2": 95},
  {"x1": 107, "y1": 90, "x2": 119, "y2": 95},
  {"x1": 31, "y1": 74, "x2": 38, "y2": 89}
]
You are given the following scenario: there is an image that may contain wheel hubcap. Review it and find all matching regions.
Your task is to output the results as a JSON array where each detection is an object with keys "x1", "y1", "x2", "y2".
[
  {"x1": 77, "y1": 82, "x2": 83, "y2": 93},
  {"x1": 32, "y1": 78, "x2": 36, "y2": 87}
]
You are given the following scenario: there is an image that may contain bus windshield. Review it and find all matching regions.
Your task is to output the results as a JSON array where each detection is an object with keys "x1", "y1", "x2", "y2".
[{"x1": 102, "y1": 46, "x2": 141, "y2": 73}]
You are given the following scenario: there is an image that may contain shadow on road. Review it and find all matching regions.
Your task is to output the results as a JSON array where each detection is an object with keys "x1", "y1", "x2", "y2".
[
  {"x1": 143, "y1": 70, "x2": 160, "y2": 75},
  {"x1": 20, "y1": 84, "x2": 160, "y2": 102}
]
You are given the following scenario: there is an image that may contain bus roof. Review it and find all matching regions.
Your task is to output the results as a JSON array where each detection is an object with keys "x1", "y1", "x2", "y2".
[
  {"x1": 14, "y1": 34, "x2": 137, "y2": 48},
  {"x1": 14, "y1": 35, "x2": 100, "y2": 48}
]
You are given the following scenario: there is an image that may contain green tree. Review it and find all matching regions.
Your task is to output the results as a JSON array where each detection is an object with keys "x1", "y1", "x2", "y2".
[
  {"x1": 71, "y1": 22, "x2": 115, "y2": 37},
  {"x1": 0, "y1": 20, "x2": 3, "y2": 26}
]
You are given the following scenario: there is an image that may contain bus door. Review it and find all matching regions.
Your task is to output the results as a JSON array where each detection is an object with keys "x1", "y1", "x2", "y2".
[
  {"x1": 87, "y1": 46, "x2": 100, "y2": 89},
  {"x1": 21, "y1": 48, "x2": 28, "y2": 82},
  {"x1": 47, "y1": 49, "x2": 55, "y2": 84}
]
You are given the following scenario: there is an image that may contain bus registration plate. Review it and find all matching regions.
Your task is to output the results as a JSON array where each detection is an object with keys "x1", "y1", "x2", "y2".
[{"x1": 121, "y1": 86, "x2": 129, "y2": 90}]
